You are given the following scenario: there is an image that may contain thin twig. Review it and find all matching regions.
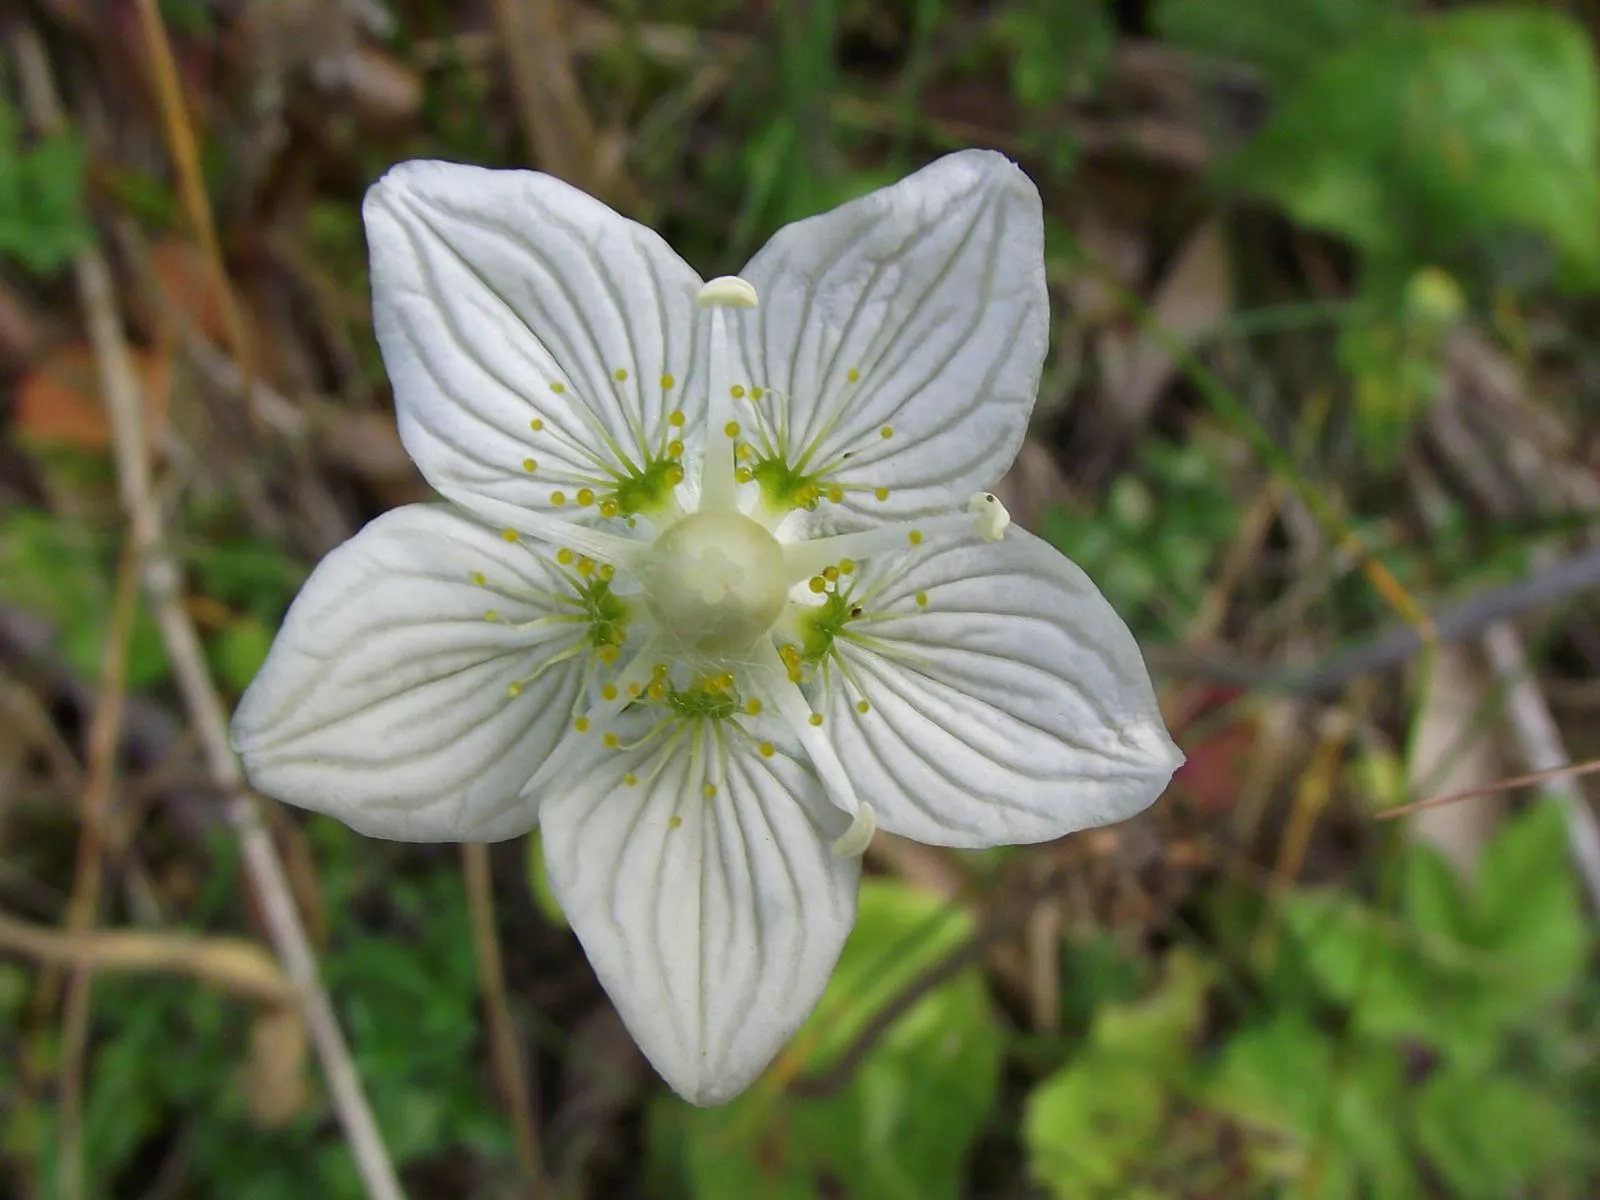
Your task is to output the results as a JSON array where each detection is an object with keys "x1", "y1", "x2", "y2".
[
  {"x1": 1480, "y1": 624, "x2": 1600, "y2": 910},
  {"x1": 462, "y1": 845, "x2": 551, "y2": 1199},
  {"x1": 10, "y1": 25, "x2": 404, "y2": 1200},
  {"x1": 1375, "y1": 759, "x2": 1600, "y2": 821}
]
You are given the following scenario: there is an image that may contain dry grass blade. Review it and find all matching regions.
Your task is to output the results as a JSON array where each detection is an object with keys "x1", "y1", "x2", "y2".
[{"x1": 10, "y1": 23, "x2": 404, "y2": 1200}]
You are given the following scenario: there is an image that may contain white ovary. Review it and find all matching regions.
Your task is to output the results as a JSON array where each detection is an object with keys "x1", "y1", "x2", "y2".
[{"x1": 640, "y1": 510, "x2": 787, "y2": 655}]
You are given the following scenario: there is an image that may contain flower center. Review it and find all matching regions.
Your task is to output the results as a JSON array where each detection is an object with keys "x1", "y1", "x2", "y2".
[{"x1": 641, "y1": 511, "x2": 787, "y2": 654}]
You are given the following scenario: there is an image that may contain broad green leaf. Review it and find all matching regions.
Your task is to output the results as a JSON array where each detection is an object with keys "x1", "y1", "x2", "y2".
[
  {"x1": 654, "y1": 880, "x2": 1002, "y2": 1200},
  {"x1": 1233, "y1": 8, "x2": 1600, "y2": 286},
  {"x1": 1414, "y1": 1064, "x2": 1590, "y2": 1198},
  {"x1": 1023, "y1": 951, "x2": 1209, "y2": 1199}
]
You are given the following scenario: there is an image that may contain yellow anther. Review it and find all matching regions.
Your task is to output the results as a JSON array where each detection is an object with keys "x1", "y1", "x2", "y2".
[
  {"x1": 717, "y1": 672, "x2": 735, "y2": 691},
  {"x1": 661, "y1": 373, "x2": 675, "y2": 390},
  {"x1": 623, "y1": 772, "x2": 638, "y2": 786},
  {"x1": 601, "y1": 683, "x2": 618, "y2": 702},
  {"x1": 529, "y1": 417, "x2": 544, "y2": 432},
  {"x1": 735, "y1": 443, "x2": 752, "y2": 461},
  {"x1": 826, "y1": 486, "x2": 844, "y2": 503},
  {"x1": 839, "y1": 559, "x2": 855, "y2": 575},
  {"x1": 599, "y1": 497, "x2": 619, "y2": 518},
  {"x1": 627, "y1": 682, "x2": 642, "y2": 697},
  {"x1": 599, "y1": 645, "x2": 620, "y2": 664},
  {"x1": 507, "y1": 681, "x2": 523, "y2": 697},
  {"x1": 874, "y1": 486, "x2": 889, "y2": 502},
  {"x1": 730, "y1": 385, "x2": 745, "y2": 399},
  {"x1": 908, "y1": 530, "x2": 923, "y2": 546},
  {"x1": 736, "y1": 467, "x2": 753, "y2": 483},
  {"x1": 702, "y1": 784, "x2": 717, "y2": 798},
  {"x1": 668, "y1": 410, "x2": 685, "y2": 428},
  {"x1": 787, "y1": 666, "x2": 803, "y2": 683},
  {"x1": 666, "y1": 464, "x2": 685, "y2": 485},
  {"x1": 670, "y1": 814, "x2": 684, "y2": 828},
  {"x1": 797, "y1": 484, "x2": 819, "y2": 505},
  {"x1": 549, "y1": 382, "x2": 565, "y2": 394},
  {"x1": 648, "y1": 682, "x2": 665, "y2": 700},
  {"x1": 653, "y1": 663, "x2": 670, "y2": 679},
  {"x1": 808, "y1": 576, "x2": 827, "y2": 594},
  {"x1": 556, "y1": 547, "x2": 574, "y2": 565},
  {"x1": 751, "y1": 386, "x2": 764, "y2": 400},
  {"x1": 724, "y1": 420, "x2": 741, "y2": 437},
  {"x1": 469, "y1": 570, "x2": 486, "y2": 586},
  {"x1": 501, "y1": 528, "x2": 518, "y2": 542},
  {"x1": 758, "y1": 741, "x2": 775, "y2": 758},
  {"x1": 483, "y1": 609, "x2": 499, "y2": 622},
  {"x1": 668, "y1": 439, "x2": 685, "y2": 458},
  {"x1": 577, "y1": 488, "x2": 596, "y2": 507},
  {"x1": 808, "y1": 713, "x2": 824, "y2": 727},
  {"x1": 915, "y1": 591, "x2": 929, "y2": 607},
  {"x1": 551, "y1": 491, "x2": 567, "y2": 507},
  {"x1": 745, "y1": 698, "x2": 763, "y2": 715},
  {"x1": 823, "y1": 566, "x2": 840, "y2": 582},
  {"x1": 577, "y1": 556, "x2": 595, "y2": 578},
  {"x1": 574, "y1": 716, "x2": 590, "y2": 732},
  {"x1": 599, "y1": 563, "x2": 615, "y2": 581},
  {"x1": 614, "y1": 367, "x2": 629, "y2": 382},
  {"x1": 880, "y1": 426, "x2": 894, "y2": 439},
  {"x1": 603, "y1": 732, "x2": 620, "y2": 748},
  {"x1": 856, "y1": 700, "x2": 870, "y2": 714},
  {"x1": 522, "y1": 458, "x2": 537, "y2": 473},
  {"x1": 847, "y1": 367, "x2": 860, "y2": 383}
]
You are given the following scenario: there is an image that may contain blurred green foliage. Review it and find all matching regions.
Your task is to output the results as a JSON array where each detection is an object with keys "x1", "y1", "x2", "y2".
[{"x1": 0, "y1": 89, "x2": 88, "y2": 274}]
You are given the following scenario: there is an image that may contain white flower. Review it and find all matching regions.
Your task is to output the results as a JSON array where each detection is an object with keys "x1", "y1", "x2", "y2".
[{"x1": 231, "y1": 151, "x2": 1183, "y2": 1104}]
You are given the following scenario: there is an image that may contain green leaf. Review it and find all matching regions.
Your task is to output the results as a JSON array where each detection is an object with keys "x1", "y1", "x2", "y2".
[
  {"x1": 1233, "y1": 8, "x2": 1600, "y2": 286},
  {"x1": 0, "y1": 92, "x2": 90, "y2": 274},
  {"x1": 653, "y1": 880, "x2": 1003, "y2": 1200},
  {"x1": 1208, "y1": 1016, "x2": 1418, "y2": 1199},
  {"x1": 1473, "y1": 802, "x2": 1588, "y2": 998},
  {"x1": 1023, "y1": 951, "x2": 1209, "y2": 1198},
  {"x1": 1414, "y1": 1063, "x2": 1589, "y2": 1198},
  {"x1": 213, "y1": 615, "x2": 274, "y2": 693}
]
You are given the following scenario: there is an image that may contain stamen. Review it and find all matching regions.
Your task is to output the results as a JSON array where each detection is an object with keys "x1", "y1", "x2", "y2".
[
  {"x1": 697, "y1": 276, "x2": 759, "y2": 513},
  {"x1": 780, "y1": 493, "x2": 1011, "y2": 583},
  {"x1": 752, "y1": 637, "x2": 872, "y2": 857}
]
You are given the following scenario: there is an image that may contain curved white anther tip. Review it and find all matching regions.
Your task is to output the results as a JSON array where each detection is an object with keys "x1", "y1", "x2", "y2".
[
  {"x1": 830, "y1": 802, "x2": 876, "y2": 859},
  {"x1": 968, "y1": 492, "x2": 1011, "y2": 542},
  {"x1": 697, "y1": 275, "x2": 759, "y2": 309}
]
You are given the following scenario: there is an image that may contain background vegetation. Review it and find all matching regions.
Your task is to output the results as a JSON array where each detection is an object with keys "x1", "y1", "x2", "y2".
[{"x1": 2, "y1": 0, "x2": 1599, "y2": 1196}]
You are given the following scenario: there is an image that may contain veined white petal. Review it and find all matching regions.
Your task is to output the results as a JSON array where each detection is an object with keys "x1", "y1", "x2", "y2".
[
  {"x1": 819, "y1": 528, "x2": 1182, "y2": 848},
  {"x1": 365, "y1": 161, "x2": 706, "y2": 531},
  {"x1": 538, "y1": 717, "x2": 859, "y2": 1104},
  {"x1": 733, "y1": 150, "x2": 1047, "y2": 524},
  {"x1": 232, "y1": 505, "x2": 588, "y2": 842}
]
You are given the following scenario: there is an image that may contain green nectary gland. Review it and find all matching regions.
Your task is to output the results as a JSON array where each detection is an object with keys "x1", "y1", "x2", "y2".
[
  {"x1": 750, "y1": 455, "x2": 824, "y2": 511},
  {"x1": 613, "y1": 456, "x2": 683, "y2": 516},
  {"x1": 665, "y1": 684, "x2": 739, "y2": 722},
  {"x1": 580, "y1": 579, "x2": 629, "y2": 646},
  {"x1": 795, "y1": 590, "x2": 853, "y2": 662}
]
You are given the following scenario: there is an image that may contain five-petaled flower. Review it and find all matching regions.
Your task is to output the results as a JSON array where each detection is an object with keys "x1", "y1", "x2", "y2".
[{"x1": 231, "y1": 150, "x2": 1183, "y2": 1104}]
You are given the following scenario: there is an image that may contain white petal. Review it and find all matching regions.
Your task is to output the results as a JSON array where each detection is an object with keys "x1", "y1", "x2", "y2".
[
  {"x1": 232, "y1": 505, "x2": 588, "y2": 842},
  {"x1": 538, "y1": 720, "x2": 860, "y2": 1104},
  {"x1": 365, "y1": 161, "x2": 705, "y2": 531},
  {"x1": 820, "y1": 528, "x2": 1182, "y2": 847},
  {"x1": 734, "y1": 150, "x2": 1047, "y2": 523}
]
